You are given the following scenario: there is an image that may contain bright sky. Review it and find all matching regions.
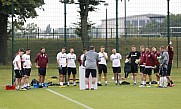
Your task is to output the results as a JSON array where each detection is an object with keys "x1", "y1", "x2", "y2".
[{"x1": 26, "y1": 0, "x2": 181, "y2": 29}]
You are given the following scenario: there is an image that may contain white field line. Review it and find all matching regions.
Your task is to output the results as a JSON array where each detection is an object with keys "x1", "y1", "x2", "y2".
[{"x1": 46, "y1": 89, "x2": 93, "y2": 109}]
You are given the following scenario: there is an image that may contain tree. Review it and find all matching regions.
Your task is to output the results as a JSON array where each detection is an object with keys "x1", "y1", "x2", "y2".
[
  {"x1": 0, "y1": 0, "x2": 44, "y2": 64},
  {"x1": 141, "y1": 20, "x2": 161, "y2": 34},
  {"x1": 161, "y1": 14, "x2": 181, "y2": 33},
  {"x1": 61, "y1": 0, "x2": 104, "y2": 49},
  {"x1": 73, "y1": 20, "x2": 95, "y2": 38}
]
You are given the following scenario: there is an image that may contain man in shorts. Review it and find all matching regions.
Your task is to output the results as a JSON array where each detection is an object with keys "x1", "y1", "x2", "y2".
[
  {"x1": 127, "y1": 45, "x2": 140, "y2": 86},
  {"x1": 152, "y1": 47, "x2": 161, "y2": 86},
  {"x1": 159, "y1": 46, "x2": 169, "y2": 88},
  {"x1": 142, "y1": 47, "x2": 158, "y2": 87},
  {"x1": 22, "y1": 49, "x2": 32, "y2": 89},
  {"x1": 35, "y1": 47, "x2": 48, "y2": 88},
  {"x1": 67, "y1": 48, "x2": 77, "y2": 86},
  {"x1": 139, "y1": 45, "x2": 146, "y2": 86},
  {"x1": 13, "y1": 48, "x2": 25, "y2": 90},
  {"x1": 98, "y1": 46, "x2": 108, "y2": 86},
  {"x1": 166, "y1": 42, "x2": 174, "y2": 87},
  {"x1": 83, "y1": 46, "x2": 100, "y2": 90},
  {"x1": 110, "y1": 49, "x2": 122, "y2": 85},
  {"x1": 57, "y1": 47, "x2": 67, "y2": 87}
]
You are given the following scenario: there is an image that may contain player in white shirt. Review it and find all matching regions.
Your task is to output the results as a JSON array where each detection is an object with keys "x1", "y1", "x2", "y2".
[
  {"x1": 98, "y1": 46, "x2": 108, "y2": 86},
  {"x1": 110, "y1": 49, "x2": 123, "y2": 85},
  {"x1": 57, "y1": 47, "x2": 67, "y2": 87},
  {"x1": 80, "y1": 48, "x2": 87, "y2": 67},
  {"x1": 22, "y1": 49, "x2": 32, "y2": 89},
  {"x1": 13, "y1": 48, "x2": 24, "y2": 90},
  {"x1": 67, "y1": 48, "x2": 77, "y2": 86}
]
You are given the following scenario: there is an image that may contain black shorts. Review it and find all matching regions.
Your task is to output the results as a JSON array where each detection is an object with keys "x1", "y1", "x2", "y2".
[
  {"x1": 140, "y1": 66, "x2": 145, "y2": 73},
  {"x1": 38, "y1": 68, "x2": 46, "y2": 76},
  {"x1": 131, "y1": 64, "x2": 138, "y2": 73},
  {"x1": 112, "y1": 67, "x2": 121, "y2": 73},
  {"x1": 98, "y1": 64, "x2": 107, "y2": 74},
  {"x1": 167, "y1": 63, "x2": 172, "y2": 76},
  {"x1": 59, "y1": 67, "x2": 67, "y2": 75},
  {"x1": 21, "y1": 68, "x2": 25, "y2": 77},
  {"x1": 160, "y1": 67, "x2": 167, "y2": 77},
  {"x1": 22, "y1": 68, "x2": 31, "y2": 76},
  {"x1": 68, "y1": 67, "x2": 76, "y2": 75},
  {"x1": 14, "y1": 70, "x2": 22, "y2": 78},
  {"x1": 144, "y1": 68, "x2": 152, "y2": 75},
  {"x1": 154, "y1": 65, "x2": 160, "y2": 74},
  {"x1": 85, "y1": 69, "x2": 96, "y2": 78}
]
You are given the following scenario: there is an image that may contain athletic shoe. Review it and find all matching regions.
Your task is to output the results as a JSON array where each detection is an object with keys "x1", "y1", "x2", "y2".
[
  {"x1": 39, "y1": 86, "x2": 43, "y2": 88},
  {"x1": 91, "y1": 88, "x2": 94, "y2": 90},
  {"x1": 24, "y1": 87, "x2": 30, "y2": 90},
  {"x1": 85, "y1": 88, "x2": 89, "y2": 90},
  {"x1": 171, "y1": 84, "x2": 175, "y2": 87},
  {"x1": 115, "y1": 83, "x2": 118, "y2": 85},
  {"x1": 163, "y1": 86, "x2": 167, "y2": 88},
  {"x1": 74, "y1": 84, "x2": 77, "y2": 86},
  {"x1": 119, "y1": 83, "x2": 122, "y2": 85},
  {"x1": 158, "y1": 86, "x2": 163, "y2": 88},
  {"x1": 167, "y1": 83, "x2": 170, "y2": 87},
  {"x1": 105, "y1": 84, "x2": 108, "y2": 86},
  {"x1": 139, "y1": 85, "x2": 145, "y2": 87},
  {"x1": 97, "y1": 83, "x2": 102, "y2": 86},
  {"x1": 147, "y1": 84, "x2": 151, "y2": 88},
  {"x1": 67, "y1": 84, "x2": 69, "y2": 86},
  {"x1": 28, "y1": 86, "x2": 31, "y2": 89},
  {"x1": 20, "y1": 88, "x2": 27, "y2": 91},
  {"x1": 60, "y1": 85, "x2": 65, "y2": 88},
  {"x1": 133, "y1": 83, "x2": 136, "y2": 86}
]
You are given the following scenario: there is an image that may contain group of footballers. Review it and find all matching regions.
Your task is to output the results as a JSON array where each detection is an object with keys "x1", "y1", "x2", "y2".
[{"x1": 13, "y1": 42, "x2": 174, "y2": 90}]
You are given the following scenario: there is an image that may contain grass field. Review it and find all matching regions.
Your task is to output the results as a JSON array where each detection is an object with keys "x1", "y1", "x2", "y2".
[{"x1": 0, "y1": 64, "x2": 181, "y2": 109}]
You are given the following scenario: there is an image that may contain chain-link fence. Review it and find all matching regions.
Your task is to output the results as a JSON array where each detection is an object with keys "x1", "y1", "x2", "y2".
[{"x1": 9, "y1": 0, "x2": 181, "y2": 67}]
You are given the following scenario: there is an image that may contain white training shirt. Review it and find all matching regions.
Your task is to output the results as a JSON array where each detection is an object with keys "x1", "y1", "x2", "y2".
[
  {"x1": 13, "y1": 55, "x2": 22, "y2": 70},
  {"x1": 56, "y1": 52, "x2": 67, "y2": 67},
  {"x1": 110, "y1": 53, "x2": 122, "y2": 67},
  {"x1": 80, "y1": 54, "x2": 86, "y2": 67},
  {"x1": 98, "y1": 52, "x2": 108, "y2": 65},
  {"x1": 67, "y1": 53, "x2": 76, "y2": 68},
  {"x1": 22, "y1": 54, "x2": 31, "y2": 68}
]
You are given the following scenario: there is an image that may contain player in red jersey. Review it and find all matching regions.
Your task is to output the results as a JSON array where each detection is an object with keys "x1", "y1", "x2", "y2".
[
  {"x1": 152, "y1": 47, "x2": 161, "y2": 86},
  {"x1": 166, "y1": 41, "x2": 174, "y2": 87}
]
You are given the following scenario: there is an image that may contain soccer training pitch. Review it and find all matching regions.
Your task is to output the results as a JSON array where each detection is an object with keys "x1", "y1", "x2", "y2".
[{"x1": 0, "y1": 65, "x2": 181, "y2": 109}]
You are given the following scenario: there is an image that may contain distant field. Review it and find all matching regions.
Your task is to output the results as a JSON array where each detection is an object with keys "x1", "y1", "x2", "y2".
[{"x1": 0, "y1": 65, "x2": 181, "y2": 109}]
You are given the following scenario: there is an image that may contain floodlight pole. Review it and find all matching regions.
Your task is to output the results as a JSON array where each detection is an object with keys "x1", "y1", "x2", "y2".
[
  {"x1": 122, "y1": 0, "x2": 129, "y2": 38},
  {"x1": 64, "y1": 0, "x2": 67, "y2": 48},
  {"x1": 11, "y1": 0, "x2": 15, "y2": 85},
  {"x1": 167, "y1": 0, "x2": 170, "y2": 44},
  {"x1": 116, "y1": 0, "x2": 119, "y2": 85},
  {"x1": 104, "y1": 3, "x2": 109, "y2": 53}
]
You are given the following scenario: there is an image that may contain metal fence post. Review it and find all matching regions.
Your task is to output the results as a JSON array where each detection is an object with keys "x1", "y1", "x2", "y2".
[{"x1": 11, "y1": 0, "x2": 14, "y2": 85}]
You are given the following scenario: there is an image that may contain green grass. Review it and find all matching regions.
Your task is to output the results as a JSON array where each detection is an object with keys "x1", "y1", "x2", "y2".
[{"x1": 0, "y1": 64, "x2": 181, "y2": 109}]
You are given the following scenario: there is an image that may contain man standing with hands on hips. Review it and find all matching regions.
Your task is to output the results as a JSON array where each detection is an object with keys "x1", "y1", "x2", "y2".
[{"x1": 35, "y1": 47, "x2": 48, "y2": 88}]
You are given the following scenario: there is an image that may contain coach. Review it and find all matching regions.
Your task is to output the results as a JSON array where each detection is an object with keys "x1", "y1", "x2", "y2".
[
  {"x1": 35, "y1": 47, "x2": 48, "y2": 88},
  {"x1": 83, "y1": 46, "x2": 100, "y2": 90}
]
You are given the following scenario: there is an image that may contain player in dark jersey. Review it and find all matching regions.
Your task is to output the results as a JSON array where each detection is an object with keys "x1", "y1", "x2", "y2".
[
  {"x1": 139, "y1": 45, "x2": 146, "y2": 86},
  {"x1": 127, "y1": 45, "x2": 140, "y2": 86},
  {"x1": 166, "y1": 41, "x2": 174, "y2": 87},
  {"x1": 142, "y1": 47, "x2": 158, "y2": 87},
  {"x1": 152, "y1": 47, "x2": 161, "y2": 86}
]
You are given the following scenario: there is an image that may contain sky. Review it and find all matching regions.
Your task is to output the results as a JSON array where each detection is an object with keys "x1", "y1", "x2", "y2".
[{"x1": 25, "y1": 0, "x2": 181, "y2": 29}]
